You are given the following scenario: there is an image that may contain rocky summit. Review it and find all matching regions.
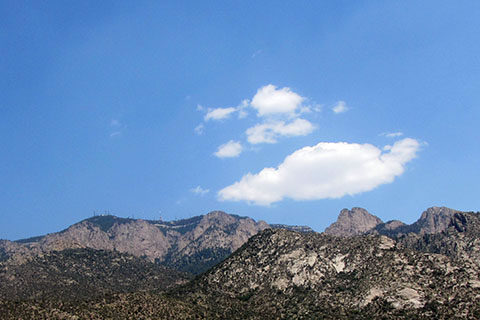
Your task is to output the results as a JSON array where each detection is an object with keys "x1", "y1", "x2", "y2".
[
  {"x1": 324, "y1": 207, "x2": 383, "y2": 236},
  {"x1": 325, "y1": 206, "x2": 462, "y2": 238}
]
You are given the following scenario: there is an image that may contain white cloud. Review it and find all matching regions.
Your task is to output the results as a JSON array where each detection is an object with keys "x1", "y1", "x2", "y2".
[
  {"x1": 246, "y1": 118, "x2": 315, "y2": 144},
  {"x1": 251, "y1": 84, "x2": 305, "y2": 117},
  {"x1": 110, "y1": 131, "x2": 121, "y2": 138},
  {"x1": 332, "y1": 101, "x2": 349, "y2": 114},
  {"x1": 382, "y1": 132, "x2": 404, "y2": 138},
  {"x1": 218, "y1": 138, "x2": 421, "y2": 206},
  {"x1": 191, "y1": 186, "x2": 210, "y2": 196},
  {"x1": 313, "y1": 104, "x2": 323, "y2": 112},
  {"x1": 214, "y1": 140, "x2": 243, "y2": 158},
  {"x1": 204, "y1": 107, "x2": 237, "y2": 121},
  {"x1": 194, "y1": 123, "x2": 205, "y2": 135},
  {"x1": 237, "y1": 99, "x2": 249, "y2": 119}
]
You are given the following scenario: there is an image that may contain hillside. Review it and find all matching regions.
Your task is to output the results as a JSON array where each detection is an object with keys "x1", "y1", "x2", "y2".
[
  {"x1": 171, "y1": 210, "x2": 480, "y2": 319},
  {"x1": 0, "y1": 248, "x2": 189, "y2": 301}
]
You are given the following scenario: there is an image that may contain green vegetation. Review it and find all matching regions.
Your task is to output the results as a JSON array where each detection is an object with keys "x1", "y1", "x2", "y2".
[
  {"x1": 0, "y1": 248, "x2": 189, "y2": 301},
  {"x1": 162, "y1": 247, "x2": 232, "y2": 274},
  {"x1": 84, "y1": 215, "x2": 135, "y2": 232},
  {"x1": 14, "y1": 235, "x2": 45, "y2": 244}
]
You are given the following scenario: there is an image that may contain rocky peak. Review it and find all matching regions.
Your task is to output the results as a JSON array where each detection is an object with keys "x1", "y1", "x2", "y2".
[
  {"x1": 324, "y1": 207, "x2": 383, "y2": 236},
  {"x1": 408, "y1": 206, "x2": 460, "y2": 234}
]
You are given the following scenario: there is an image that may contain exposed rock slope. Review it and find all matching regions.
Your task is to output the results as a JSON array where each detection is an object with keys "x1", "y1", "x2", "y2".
[
  {"x1": 2, "y1": 211, "x2": 269, "y2": 274},
  {"x1": 406, "y1": 206, "x2": 461, "y2": 234},
  {"x1": 324, "y1": 207, "x2": 383, "y2": 236},
  {"x1": 175, "y1": 211, "x2": 480, "y2": 318}
]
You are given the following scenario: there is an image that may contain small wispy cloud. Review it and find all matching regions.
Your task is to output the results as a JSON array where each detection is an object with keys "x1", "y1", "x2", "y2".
[
  {"x1": 214, "y1": 140, "x2": 243, "y2": 158},
  {"x1": 109, "y1": 119, "x2": 125, "y2": 138},
  {"x1": 237, "y1": 99, "x2": 249, "y2": 119},
  {"x1": 204, "y1": 107, "x2": 237, "y2": 121},
  {"x1": 252, "y1": 49, "x2": 262, "y2": 58},
  {"x1": 332, "y1": 101, "x2": 349, "y2": 114},
  {"x1": 110, "y1": 131, "x2": 121, "y2": 138},
  {"x1": 190, "y1": 186, "x2": 210, "y2": 196},
  {"x1": 246, "y1": 119, "x2": 315, "y2": 144},
  {"x1": 381, "y1": 132, "x2": 404, "y2": 138},
  {"x1": 194, "y1": 123, "x2": 205, "y2": 135}
]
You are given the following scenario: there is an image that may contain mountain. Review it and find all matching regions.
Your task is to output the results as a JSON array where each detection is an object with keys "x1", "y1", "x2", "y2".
[
  {"x1": 1, "y1": 208, "x2": 480, "y2": 319},
  {"x1": 0, "y1": 248, "x2": 189, "y2": 301},
  {"x1": 2, "y1": 211, "x2": 269, "y2": 274},
  {"x1": 326, "y1": 206, "x2": 462, "y2": 238},
  {"x1": 170, "y1": 211, "x2": 480, "y2": 318},
  {"x1": 324, "y1": 207, "x2": 383, "y2": 236},
  {"x1": 404, "y1": 206, "x2": 461, "y2": 234}
]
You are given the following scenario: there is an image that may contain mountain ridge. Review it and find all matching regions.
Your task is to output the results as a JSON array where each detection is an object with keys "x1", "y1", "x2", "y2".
[
  {"x1": 2, "y1": 211, "x2": 271, "y2": 274},
  {"x1": 1, "y1": 206, "x2": 480, "y2": 318},
  {"x1": 324, "y1": 206, "x2": 464, "y2": 238}
]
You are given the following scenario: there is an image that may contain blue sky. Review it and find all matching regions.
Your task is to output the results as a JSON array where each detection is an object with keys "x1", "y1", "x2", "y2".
[{"x1": 1, "y1": 1, "x2": 480, "y2": 240}]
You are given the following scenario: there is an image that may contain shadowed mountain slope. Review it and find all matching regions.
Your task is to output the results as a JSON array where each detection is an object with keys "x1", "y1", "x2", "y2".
[{"x1": 0, "y1": 248, "x2": 189, "y2": 301}]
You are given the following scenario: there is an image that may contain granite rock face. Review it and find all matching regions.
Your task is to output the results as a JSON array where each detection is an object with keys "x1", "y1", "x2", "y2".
[
  {"x1": 324, "y1": 207, "x2": 383, "y2": 236},
  {"x1": 407, "y1": 206, "x2": 460, "y2": 234}
]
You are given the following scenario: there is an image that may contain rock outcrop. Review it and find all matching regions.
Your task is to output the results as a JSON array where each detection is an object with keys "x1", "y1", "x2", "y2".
[
  {"x1": 327, "y1": 206, "x2": 463, "y2": 238},
  {"x1": 324, "y1": 207, "x2": 383, "y2": 236},
  {"x1": 406, "y1": 206, "x2": 460, "y2": 234}
]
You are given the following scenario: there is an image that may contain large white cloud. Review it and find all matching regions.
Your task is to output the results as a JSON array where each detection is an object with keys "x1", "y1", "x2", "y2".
[
  {"x1": 214, "y1": 140, "x2": 243, "y2": 158},
  {"x1": 218, "y1": 138, "x2": 421, "y2": 205},
  {"x1": 251, "y1": 84, "x2": 305, "y2": 117},
  {"x1": 246, "y1": 118, "x2": 315, "y2": 144}
]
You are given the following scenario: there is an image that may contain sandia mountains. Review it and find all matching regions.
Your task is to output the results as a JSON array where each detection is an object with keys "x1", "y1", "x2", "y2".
[{"x1": 1, "y1": 206, "x2": 480, "y2": 319}]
